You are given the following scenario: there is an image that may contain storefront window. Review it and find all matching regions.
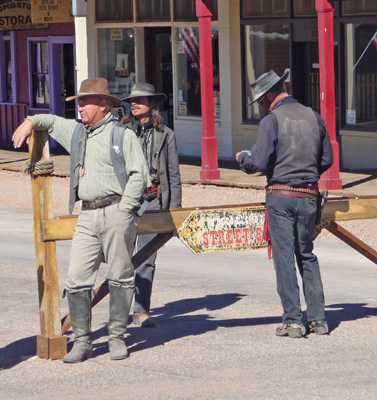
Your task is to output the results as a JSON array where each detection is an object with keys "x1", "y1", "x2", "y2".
[
  {"x1": 136, "y1": 0, "x2": 170, "y2": 22},
  {"x1": 345, "y1": 24, "x2": 377, "y2": 127},
  {"x1": 98, "y1": 28, "x2": 136, "y2": 102},
  {"x1": 96, "y1": 0, "x2": 133, "y2": 22},
  {"x1": 174, "y1": 0, "x2": 218, "y2": 21},
  {"x1": 242, "y1": 0, "x2": 289, "y2": 18},
  {"x1": 30, "y1": 42, "x2": 49, "y2": 108},
  {"x1": 293, "y1": 0, "x2": 316, "y2": 16},
  {"x1": 0, "y1": 33, "x2": 15, "y2": 103},
  {"x1": 342, "y1": 1, "x2": 377, "y2": 16},
  {"x1": 244, "y1": 25, "x2": 290, "y2": 121},
  {"x1": 176, "y1": 27, "x2": 220, "y2": 118}
]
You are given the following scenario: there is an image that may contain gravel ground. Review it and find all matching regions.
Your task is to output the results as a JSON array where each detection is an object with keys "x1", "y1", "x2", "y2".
[{"x1": 1, "y1": 169, "x2": 376, "y2": 248}]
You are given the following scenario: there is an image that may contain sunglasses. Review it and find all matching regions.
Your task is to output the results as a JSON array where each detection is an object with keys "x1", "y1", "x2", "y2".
[{"x1": 257, "y1": 95, "x2": 266, "y2": 105}]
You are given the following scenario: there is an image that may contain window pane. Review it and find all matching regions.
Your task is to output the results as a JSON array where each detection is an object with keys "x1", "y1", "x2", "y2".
[
  {"x1": 244, "y1": 25, "x2": 290, "y2": 121},
  {"x1": 96, "y1": 0, "x2": 133, "y2": 22},
  {"x1": 293, "y1": 0, "x2": 316, "y2": 16},
  {"x1": 345, "y1": 24, "x2": 377, "y2": 127},
  {"x1": 136, "y1": 0, "x2": 170, "y2": 22},
  {"x1": 176, "y1": 27, "x2": 220, "y2": 118},
  {"x1": 174, "y1": 0, "x2": 218, "y2": 21},
  {"x1": 242, "y1": 0, "x2": 289, "y2": 18},
  {"x1": 4, "y1": 39, "x2": 13, "y2": 102},
  {"x1": 31, "y1": 42, "x2": 49, "y2": 108},
  {"x1": 342, "y1": 0, "x2": 377, "y2": 16},
  {"x1": 98, "y1": 28, "x2": 135, "y2": 102}
]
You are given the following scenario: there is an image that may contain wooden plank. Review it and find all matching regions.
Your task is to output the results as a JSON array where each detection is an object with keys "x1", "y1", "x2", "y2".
[
  {"x1": 42, "y1": 198, "x2": 377, "y2": 242},
  {"x1": 323, "y1": 198, "x2": 377, "y2": 221},
  {"x1": 30, "y1": 129, "x2": 64, "y2": 359},
  {"x1": 325, "y1": 221, "x2": 377, "y2": 265}
]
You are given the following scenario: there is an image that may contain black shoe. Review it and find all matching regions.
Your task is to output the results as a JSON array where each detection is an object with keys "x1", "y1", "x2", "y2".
[
  {"x1": 133, "y1": 312, "x2": 155, "y2": 327},
  {"x1": 309, "y1": 320, "x2": 329, "y2": 335}
]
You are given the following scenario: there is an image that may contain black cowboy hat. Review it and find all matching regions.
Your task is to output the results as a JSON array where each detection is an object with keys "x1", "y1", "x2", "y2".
[{"x1": 247, "y1": 70, "x2": 289, "y2": 106}]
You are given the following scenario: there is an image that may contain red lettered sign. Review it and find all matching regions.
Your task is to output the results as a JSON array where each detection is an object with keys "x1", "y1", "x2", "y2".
[{"x1": 178, "y1": 206, "x2": 267, "y2": 254}]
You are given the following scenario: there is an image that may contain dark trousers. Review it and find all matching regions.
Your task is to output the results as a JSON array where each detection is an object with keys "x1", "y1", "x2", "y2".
[
  {"x1": 266, "y1": 192, "x2": 326, "y2": 325},
  {"x1": 133, "y1": 197, "x2": 160, "y2": 313}
]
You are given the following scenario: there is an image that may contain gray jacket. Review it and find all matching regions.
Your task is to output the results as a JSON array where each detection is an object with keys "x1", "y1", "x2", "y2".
[
  {"x1": 154, "y1": 125, "x2": 182, "y2": 209},
  {"x1": 127, "y1": 120, "x2": 182, "y2": 209}
]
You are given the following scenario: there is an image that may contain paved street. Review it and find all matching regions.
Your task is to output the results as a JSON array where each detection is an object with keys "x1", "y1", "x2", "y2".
[{"x1": 1, "y1": 206, "x2": 377, "y2": 399}]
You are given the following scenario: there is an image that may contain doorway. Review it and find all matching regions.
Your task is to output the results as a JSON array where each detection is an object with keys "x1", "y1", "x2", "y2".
[
  {"x1": 144, "y1": 27, "x2": 173, "y2": 129},
  {"x1": 291, "y1": 41, "x2": 320, "y2": 114}
]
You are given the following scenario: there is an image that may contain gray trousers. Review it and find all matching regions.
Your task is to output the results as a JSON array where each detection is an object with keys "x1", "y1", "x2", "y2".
[
  {"x1": 65, "y1": 203, "x2": 138, "y2": 293},
  {"x1": 266, "y1": 192, "x2": 326, "y2": 325},
  {"x1": 133, "y1": 197, "x2": 160, "y2": 313}
]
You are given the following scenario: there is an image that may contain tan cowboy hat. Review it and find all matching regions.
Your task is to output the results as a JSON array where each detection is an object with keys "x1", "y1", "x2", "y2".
[
  {"x1": 66, "y1": 78, "x2": 121, "y2": 106},
  {"x1": 122, "y1": 83, "x2": 167, "y2": 103},
  {"x1": 247, "y1": 69, "x2": 289, "y2": 106}
]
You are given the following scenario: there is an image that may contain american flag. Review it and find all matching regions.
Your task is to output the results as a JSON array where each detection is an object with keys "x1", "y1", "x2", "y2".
[{"x1": 180, "y1": 27, "x2": 200, "y2": 72}]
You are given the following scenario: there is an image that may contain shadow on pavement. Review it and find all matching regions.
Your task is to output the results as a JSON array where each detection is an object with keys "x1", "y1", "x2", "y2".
[
  {"x1": 2, "y1": 301, "x2": 377, "y2": 367},
  {"x1": 0, "y1": 335, "x2": 36, "y2": 370},
  {"x1": 326, "y1": 303, "x2": 377, "y2": 333}
]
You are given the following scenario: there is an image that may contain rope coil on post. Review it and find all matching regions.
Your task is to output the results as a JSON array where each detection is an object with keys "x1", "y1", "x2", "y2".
[{"x1": 24, "y1": 159, "x2": 54, "y2": 176}]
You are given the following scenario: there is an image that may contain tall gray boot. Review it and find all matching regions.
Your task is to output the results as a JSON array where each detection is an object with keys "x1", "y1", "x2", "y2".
[
  {"x1": 63, "y1": 291, "x2": 93, "y2": 363},
  {"x1": 108, "y1": 284, "x2": 134, "y2": 360}
]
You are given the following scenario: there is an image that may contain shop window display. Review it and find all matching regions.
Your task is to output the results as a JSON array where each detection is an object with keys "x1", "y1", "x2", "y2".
[
  {"x1": 98, "y1": 28, "x2": 135, "y2": 108},
  {"x1": 345, "y1": 24, "x2": 377, "y2": 127},
  {"x1": 176, "y1": 27, "x2": 220, "y2": 118},
  {"x1": 244, "y1": 25, "x2": 290, "y2": 121}
]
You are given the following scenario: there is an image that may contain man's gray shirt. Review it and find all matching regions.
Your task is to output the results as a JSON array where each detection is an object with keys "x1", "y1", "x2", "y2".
[{"x1": 27, "y1": 113, "x2": 149, "y2": 212}]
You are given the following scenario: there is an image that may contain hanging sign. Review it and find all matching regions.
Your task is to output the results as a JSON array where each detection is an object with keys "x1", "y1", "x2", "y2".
[
  {"x1": 31, "y1": 0, "x2": 74, "y2": 23},
  {"x1": 0, "y1": 1, "x2": 47, "y2": 31},
  {"x1": 178, "y1": 206, "x2": 267, "y2": 254}
]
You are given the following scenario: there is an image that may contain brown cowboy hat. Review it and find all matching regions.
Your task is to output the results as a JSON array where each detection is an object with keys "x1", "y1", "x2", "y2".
[
  {"x1": 66, "y1": 78, "x2": 121, "y2": 106},
  {"x1": 122, "y1": 82, "x2": 167, "y2": 103}
]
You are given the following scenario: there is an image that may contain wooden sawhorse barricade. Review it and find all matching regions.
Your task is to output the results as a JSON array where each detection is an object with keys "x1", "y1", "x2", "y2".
[{"x1": 28, "y1": 130, "x2": 377, "y2": 359}]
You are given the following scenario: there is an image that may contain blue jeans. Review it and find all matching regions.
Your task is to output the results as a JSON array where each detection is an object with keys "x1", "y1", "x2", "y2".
[{"x1": 266, "y1": 192, "x2": 325, "y2": 325}]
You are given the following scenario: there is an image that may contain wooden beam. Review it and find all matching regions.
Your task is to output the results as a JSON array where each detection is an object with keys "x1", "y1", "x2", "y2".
[
  {"x1": 41, "y1": 197, "x2": 377, "y2": 242},
  {"x1": 325, "y1": 221, "x2": 377, "y2": 265},
  {"x1": 29, "y1": 130, "x2": 67, "y2": 360}
]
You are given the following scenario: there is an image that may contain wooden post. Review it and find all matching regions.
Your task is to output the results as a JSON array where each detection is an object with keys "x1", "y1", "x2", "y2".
[{"x1": 29, "y1": 130, "x2": 67, "y2": 359}]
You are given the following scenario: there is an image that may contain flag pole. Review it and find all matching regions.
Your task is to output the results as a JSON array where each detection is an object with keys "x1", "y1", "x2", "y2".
[{"x1": 353, "y1": 31, "x2": 377, "y2": 70}]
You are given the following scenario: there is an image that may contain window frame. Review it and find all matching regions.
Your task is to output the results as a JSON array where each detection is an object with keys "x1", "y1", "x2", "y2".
[
  {"x1": 0, "y1": 31, "x2": 17, "y2": 104},
  {"x1": 27, "y1": 37, "x2": 51, "y2": 110}
]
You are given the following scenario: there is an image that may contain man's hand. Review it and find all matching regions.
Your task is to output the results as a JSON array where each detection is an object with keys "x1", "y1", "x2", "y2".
[
  {"x1": 12, "y1": 119, "x2": 33, "y2": 148},
  {"x1": 236, "y1": 150, "x2": 251, "y2": 162}
]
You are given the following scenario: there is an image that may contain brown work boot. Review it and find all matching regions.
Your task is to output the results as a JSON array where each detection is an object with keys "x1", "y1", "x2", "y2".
[
  {"x1": 309, "y1": 320, "x2": 329, "y2": 335},
  {"x1": 133, "y1": 312, "x2": 155, "y2": 327},
  {"x1": 275, "y1": 323, "x2": 305, "y2": 338}
]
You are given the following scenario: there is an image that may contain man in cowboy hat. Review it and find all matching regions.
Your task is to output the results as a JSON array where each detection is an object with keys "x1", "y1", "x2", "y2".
[
  {"x1": 236, "y1": 70, "x2": 334, "y2": 338},
  {"x1": 122, "y1": 82, "x2": 182, "y2": 327},
  {"x1": 12, "y1": 78, "x2": 149, "y2": 362}
]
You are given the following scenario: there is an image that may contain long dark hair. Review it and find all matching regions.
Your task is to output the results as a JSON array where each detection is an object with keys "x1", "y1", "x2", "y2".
[{"x1": 121, "y1": 103, "x2": 164, "y2": 131}]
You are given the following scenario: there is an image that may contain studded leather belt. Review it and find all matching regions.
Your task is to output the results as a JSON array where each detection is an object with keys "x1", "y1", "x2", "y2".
[
  {"x1": 81, "y1": 194, "x2": 122, "y2": 210},
  {"x1": 266, "y1": 184, "x2": 318, "y2": 199}
]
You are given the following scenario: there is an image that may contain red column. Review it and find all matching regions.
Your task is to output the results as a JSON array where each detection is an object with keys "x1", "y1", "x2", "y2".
[
  {"x1": 196, "y1": 0, "x2": 220, "y2": 180},
  {"x1": 316, "y1": 0, "x2": 342, "y2": 190}
]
